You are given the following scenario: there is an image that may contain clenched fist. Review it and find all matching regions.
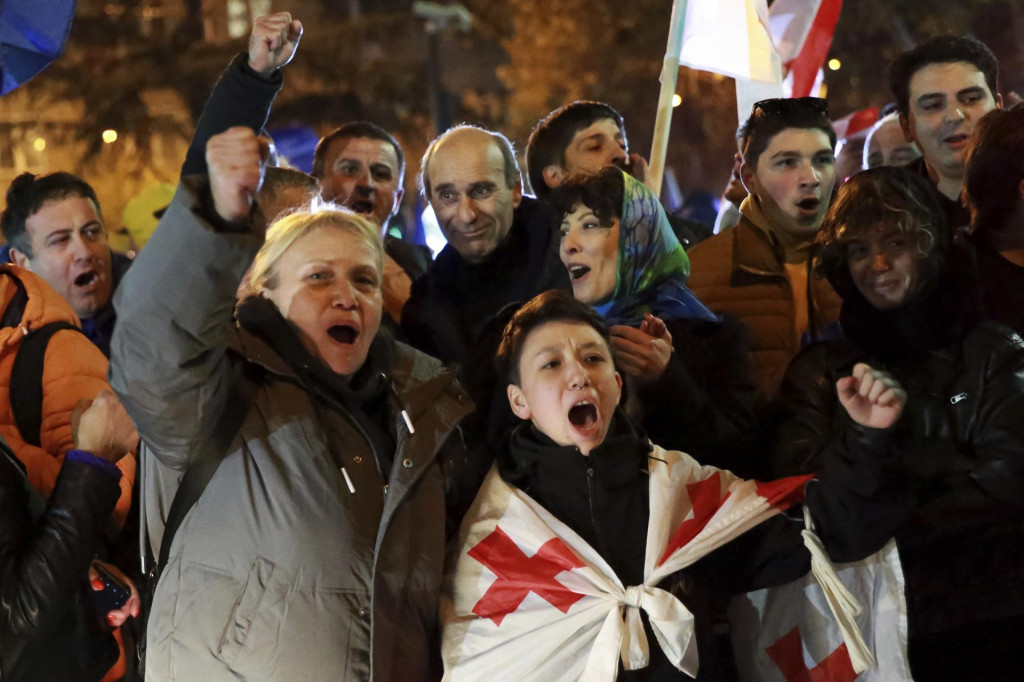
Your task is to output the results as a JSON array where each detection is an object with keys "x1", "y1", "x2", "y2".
[
  {"x1": 836, "y1": 363, "x2": 906, "y2": 430},
  {"x1": 206, "y1": 127, "x2": 270, "y2": 223},
  {"x1": 248, "y1": 12, "x2": 303, "y2": 76}
]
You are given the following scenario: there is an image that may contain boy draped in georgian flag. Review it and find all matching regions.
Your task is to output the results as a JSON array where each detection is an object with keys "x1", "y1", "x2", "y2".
[{"x1": 441, "y1": 291, "x2": 910, "y2": 681}]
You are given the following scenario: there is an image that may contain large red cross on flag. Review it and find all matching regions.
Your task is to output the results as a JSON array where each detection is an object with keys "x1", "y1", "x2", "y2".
[
  {"x1": 468, "y1": 526, "x2": 586, "y2": 626},
  {"x1": 442, "y1": 444, "x2": 820, "y2": 682}
]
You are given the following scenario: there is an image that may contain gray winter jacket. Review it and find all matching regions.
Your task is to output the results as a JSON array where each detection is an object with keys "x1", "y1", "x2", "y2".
[{"x1": 110, "y1": 180, "x2": 473, "y2": 682}]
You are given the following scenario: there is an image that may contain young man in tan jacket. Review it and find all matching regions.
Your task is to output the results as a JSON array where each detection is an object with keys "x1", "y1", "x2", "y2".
[{"x1": 687, "y1": 98, "x2": 842, "y2": 401}]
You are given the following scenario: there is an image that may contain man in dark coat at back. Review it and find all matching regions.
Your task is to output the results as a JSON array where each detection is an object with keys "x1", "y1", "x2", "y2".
[
  {"x1": 402, "y1": 125, "x2": 570, "y2": 465},
  {"x1": 402, "y1": 125, "x2": 568, "y2": 366}
]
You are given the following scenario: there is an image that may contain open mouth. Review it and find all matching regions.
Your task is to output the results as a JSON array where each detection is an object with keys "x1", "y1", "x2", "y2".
[
  {"x1": 795, "y1": 198, "x2": 820, "y2": 213},
  {"x1": 567, "y1": 264, "x2": 591, "y2": 281},
  {"x1": 327, "y1": 324, "x2": 359, "y2": 345},
  {"x1": 567, "y1": 400, "x2": 598, "y2": 428},
  {"x1": 347, "y1": 199, "x2": 374, "y2": 215},
  {"x1": 74, "y1": 271, "x2": 97, "y2": 287},
  {"x1": 944, "y1": 133, "x2": 969, "y2": 147}
]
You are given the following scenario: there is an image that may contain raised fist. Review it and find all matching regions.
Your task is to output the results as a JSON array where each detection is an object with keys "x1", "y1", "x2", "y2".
[
  {"x1": 72, "y1": 390, "x2": 139, "y2": 463},
  {"x1": 836, "y1": 362, "x2": 906, "y2": 430},
  {"x1": 206, "y1": 127, "x2": 269, "y2": 223},
  {"x1": 248, "y1": 12, "x2": 303, "y2": 77}
]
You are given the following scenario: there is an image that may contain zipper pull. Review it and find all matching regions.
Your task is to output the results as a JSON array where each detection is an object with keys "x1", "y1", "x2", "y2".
[
  {"x1": 950, "y1": 392, "x2": 968, "y2": 405},
  {"x1": 383, "y1": 484, "x2": 389, "y2": 496},
  {"x1": 379, "y1": 372, "x2": 415, "y2": 435},
  {"x1": 340, "y1": 466, "x2": 356, "y2": 494},
  {"x1": 400, "y1": 409, "x2": 415, "y2": 435}
]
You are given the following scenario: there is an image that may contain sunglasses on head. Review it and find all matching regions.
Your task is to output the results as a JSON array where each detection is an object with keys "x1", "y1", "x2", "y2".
[{"x1": 751, "y1": 97, "x2": 829, "y2": 117}]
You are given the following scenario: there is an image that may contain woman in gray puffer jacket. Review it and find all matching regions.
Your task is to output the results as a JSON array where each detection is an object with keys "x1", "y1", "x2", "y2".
[{"x1": 110, "y1": 128, "x2": 475, "y2": 682}]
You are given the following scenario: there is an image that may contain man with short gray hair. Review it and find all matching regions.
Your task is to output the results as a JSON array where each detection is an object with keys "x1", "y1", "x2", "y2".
[{"x1": 402, "y1": 125, "x2": 568, "y2": 366}]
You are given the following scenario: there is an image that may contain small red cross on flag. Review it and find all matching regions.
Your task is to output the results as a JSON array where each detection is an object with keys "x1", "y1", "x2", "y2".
[
  {"x1": 765, "y1": 626, "x2": 859, "y2": 682},
  {"x1": 468, "y1": 525, "x2": 586, "y2": 626}
]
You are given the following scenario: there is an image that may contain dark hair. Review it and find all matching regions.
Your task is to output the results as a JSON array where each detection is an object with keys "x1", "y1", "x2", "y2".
[
  {"x1": 526, "y1": 101, "x2": 625, "y2": 200},
  {"x1": 888, "y1": 35, "x2": 999, "y2": 117},
  {"x1": 817, "y1": 166, "x2": 946, "y2": 297},
  {"x1": 737, "y1": 98, "x2": 837, "y2": 167},
  {"x1": 419, "y1": 124, "x2": 520, "y2": 198},
  {"x1": 261, "y1": 167, "x2": 319, "y2": 197},
  {"x1": 1, "y1": 172, "x2": 101, "y2": 258},
  {"x1": 546, "y1": 167, "x2": 624, "y2": 230},
  {"x1": 312, "y1": 121, "x2": 405, "y2": 182},
  {"x1": 497, "y1": 289, "x2": 613, "y2": 385},
  {"x1": 964, "y1": 104, "x2": 1024, "y2": 238}
]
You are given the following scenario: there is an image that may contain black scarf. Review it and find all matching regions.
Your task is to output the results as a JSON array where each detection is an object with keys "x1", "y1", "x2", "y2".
[
  {"x1": 235, "y1": 295, "x2": 398, "y2": 477},
  {"x1": 838, "y1": 272, "x2": 973, "y2": 363}
]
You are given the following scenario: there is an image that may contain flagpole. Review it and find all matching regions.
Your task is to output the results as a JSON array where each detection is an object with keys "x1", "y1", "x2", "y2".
[{"x1": 648, "y1": 0, "x2": 688, "y2": 197}]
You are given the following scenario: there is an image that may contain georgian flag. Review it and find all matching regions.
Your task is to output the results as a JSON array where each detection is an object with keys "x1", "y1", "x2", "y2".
[
  {"x1": 440, "y1": 445, "x2": 816, "y2": 681},
  {"x1": 729, "y1": 540, "x2": 912, "y2": 682}
]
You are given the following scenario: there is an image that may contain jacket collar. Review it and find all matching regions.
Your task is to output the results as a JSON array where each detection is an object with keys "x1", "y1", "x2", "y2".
[{"x1": 732, "y1": 197, "x2": 787, "y2": 279}]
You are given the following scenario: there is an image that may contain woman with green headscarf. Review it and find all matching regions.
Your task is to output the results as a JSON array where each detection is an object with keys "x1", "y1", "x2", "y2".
[{"x1": 549, "y1": 168, "x2": 757, "y2": 472}]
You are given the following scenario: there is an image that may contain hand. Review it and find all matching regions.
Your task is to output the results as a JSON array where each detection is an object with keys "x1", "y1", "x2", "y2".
[
  {"x1": 72, "y1": 391, "x2": 139, "y2": 463},
  {"x1": 89, "y1": 560, "x2": 140, "y2": 628},
  {"x1": 248, "y1": 12, "x2": 303, "y2": 76},
  {"x1": 206, "y1": 127, "x2": 270, "y2": 223},
  {"x1": 625, "y1": 152, "x2": 654, "y2": 191},
  {"x1": 836, "y1": 363, "x2": 906, "y2": 430},
  {"x1": 610, "y1": 317, "x2": 673, "y2": 385}
]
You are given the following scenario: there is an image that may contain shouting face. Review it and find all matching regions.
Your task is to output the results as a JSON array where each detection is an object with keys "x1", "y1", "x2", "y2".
[
  {"x1": 262, "y1": 225, "x2": 383, "y2": 376},
  {"x1": 507, "y1": 320, "x2": 622, "y2": 455}
]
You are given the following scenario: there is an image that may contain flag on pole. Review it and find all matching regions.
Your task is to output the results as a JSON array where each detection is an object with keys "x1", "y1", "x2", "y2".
[
  {"x1": 679, "y1": 0, "x2": 782, "y2": 84},
  {"x1": 774, "y1": 0, "x2": 844, "y2": 98},
  {"x1": 729, "y1": 539, "x2": 913, "y2": 682},
  {"x1": 440, "y1": 445, "x2": 816, "y2": 681}
]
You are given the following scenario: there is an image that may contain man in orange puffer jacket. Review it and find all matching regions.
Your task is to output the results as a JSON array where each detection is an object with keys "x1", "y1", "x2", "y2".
[
  {"x1": 0, "y1": 264, "x2": 136, "y2": 682},
  {"x1": 0, "y1": 264, "x2": 135, "y2": 520}
]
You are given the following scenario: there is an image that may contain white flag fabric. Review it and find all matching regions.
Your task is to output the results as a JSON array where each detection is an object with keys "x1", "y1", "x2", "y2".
[
  {"x1": 441, "y1": 444, "x2": 814, "y2": 681},
  {"x1": 767, "y1": 0, "x2": 823, "y2": 63},
  {"x1": 729, "y1": 539, "x2": 913, "y2": 682},
  {"x1": 678, "y1": 0, "x2": 783, "y2": 84}
]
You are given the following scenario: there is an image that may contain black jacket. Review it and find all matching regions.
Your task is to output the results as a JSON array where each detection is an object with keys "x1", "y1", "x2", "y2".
[
  {"x1": 400, "y1": 196, "x2": 570, "y2": 480},
  {"x1": 0, "y1": 445, "x2": 121, "y2": 682},
  {"x1": 499, "y1": 415, "x2": 907, "y2": 681},
  {"x1": 401, "y1": 195, "x2": 569, "y2": 367},
  {"x1": 905, "y1": 156, "x2": 971, "y2": 235},
  {"x1": 971, "y1": 236, "x2": 1024, "y2": 336},
  {"x1": 773, "y1": 230, "x2": 1024, "y2": 679},
  {"x1": 634, "y1": 314, "x2": 758, "y2": 475},
  {"x1": 181, "y1": 53, "x2": 283, "y2": 177}
]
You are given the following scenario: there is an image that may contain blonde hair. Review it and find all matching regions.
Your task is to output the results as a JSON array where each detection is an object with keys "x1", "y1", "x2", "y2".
[{"x1": 242, "y1": 206, "x2": 384, "y2": 298}]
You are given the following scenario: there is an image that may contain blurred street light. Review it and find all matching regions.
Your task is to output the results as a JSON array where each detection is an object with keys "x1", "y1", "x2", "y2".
[
  {"x1": 828, "y1": 58, "x2": 842, "y2": 71},
  {"x1": 33, "y1": 138, "x2": 46, "y2": 151},
  {"x1": 672, "y1": 94, "x2": 682, "y2": 108},
  {"x1": 102, "y1": 129, "x2": 118, "y2": 144}
]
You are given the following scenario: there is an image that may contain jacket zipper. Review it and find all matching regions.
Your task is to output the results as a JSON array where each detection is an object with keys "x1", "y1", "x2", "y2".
[{"x1": 585, "y1": 456, "x2": 609, "y2": 560}]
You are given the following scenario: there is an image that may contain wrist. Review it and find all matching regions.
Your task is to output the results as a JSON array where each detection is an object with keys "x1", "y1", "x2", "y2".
[
  {"x1": 65, "y1": 450, "x2": 122, "y2": 480},
  {"x1": 242, "y1": 55, "x2": 281, "y2": 83}
]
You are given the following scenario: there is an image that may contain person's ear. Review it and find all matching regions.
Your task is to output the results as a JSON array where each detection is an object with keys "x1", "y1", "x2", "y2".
[
  {"x1": 739, "y1": 161, "x2": 757, "y2": 196},
  {"x1": 8, "y1": 247, "x2": 29, "y2": 269},
  {"x1": 613, "y1": 371, "x2": 623, "y2": 407},
  {"x1": 507, "y1": 383, "x2": 532, "y2": 420},
  {"x1": 512, "y1": 179, "x2": 523, "y2": 209},
  {"x1": 542, "y1": 165, "x2": 565, "y2": 190},
  {"x1": 392, "y1": 187, "x2": 405, "y2": 216},
  {"x1": 898, "y1": 113, "x2": 915, "y2": 144}
]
